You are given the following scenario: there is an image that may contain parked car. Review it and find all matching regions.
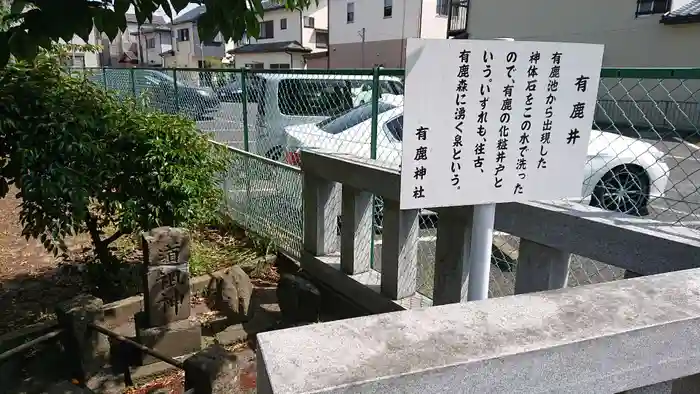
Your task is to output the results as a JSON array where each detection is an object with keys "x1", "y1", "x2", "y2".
[
  {"x1": 87, "y1": 69, "x2": 221, "y2": 120},
  {"x1": 249, "y1": 73, "x2": 404, "y2": 159},
  {"x1": 281, "y1": 102, "x2": 670, "y2": 217},
  {"x1": 350, "y1": 80, "x2": 404, "y2": 107},
  {"x1": 214, "y1": 75, "x2": 266, "y2": 103}
]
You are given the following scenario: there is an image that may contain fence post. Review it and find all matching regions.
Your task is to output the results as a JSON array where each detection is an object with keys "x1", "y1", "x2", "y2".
[
  {"x1": 173, "y1": 69, "x2": 180, "y2": 112},
  {"x1": 369, "y1": 66, "x2": 380, "y2": 270},
  {"x1": 370, "y1": 67, "x2": 380, "y2": 159},
  {"x1": 241, "y1": 68, "x2": 250, "y2": 152},
  {"x1": 101, "y1": 66, "x2": 107, "y2": 90},
  {"x1": 130, "y1": 68, "x2": 136, "y2": 98},
  {"x1": 55, "y1": 295, "x2": 108, "y2": 387}
]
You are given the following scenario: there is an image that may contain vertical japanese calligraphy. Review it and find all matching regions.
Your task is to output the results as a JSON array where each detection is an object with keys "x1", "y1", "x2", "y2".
[
  {"x1": 538, "y1": 51, "x2": 562, "y2": 171},
  {"x1": 494, "y1": 51, "x2": 517, "y2": 189},
  {"x1": 413, "y1": 126, "x2": 429, "y2": 199},
  {"x1": 568, "y1": 73, "x2": 591, "y2": 146},
  {"x1": 452, "y1": 50, "x2": 470, "y2": 190},
  {"x1": 400, "y1": 39, "x2": 604, "y2": 210},
  {"x1": 475, "y1": 49, "x2": 492, "y2": 176}
]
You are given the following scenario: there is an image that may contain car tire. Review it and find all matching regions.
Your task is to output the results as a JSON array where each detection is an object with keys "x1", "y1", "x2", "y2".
[
  {"x1": 265, "y1": 146, "x2": 284, "y2": 161},
  {"x1": 590, "y1": 164, "x2": 650, "y2": 216}
]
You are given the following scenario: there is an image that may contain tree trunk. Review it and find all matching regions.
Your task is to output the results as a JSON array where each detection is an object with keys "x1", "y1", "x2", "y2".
[{"x1": 86, "y1": 215, "x2": 114, "y2": 265}]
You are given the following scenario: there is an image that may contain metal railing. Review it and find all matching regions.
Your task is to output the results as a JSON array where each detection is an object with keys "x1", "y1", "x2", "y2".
[
  {"x1": 86, "y1": 322, "x2": 187, "y2": 389},
  {"x1": 76, "y1": 65, "x2": 700, "y2": 302},
  {"x1": 0, "y1": 324, "x2": 63, "y2": 364}
]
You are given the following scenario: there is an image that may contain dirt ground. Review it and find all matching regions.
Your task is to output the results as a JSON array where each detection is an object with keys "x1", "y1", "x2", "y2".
[{"x1": 0, "y1": 190, "x2": 92, "y2": 335}]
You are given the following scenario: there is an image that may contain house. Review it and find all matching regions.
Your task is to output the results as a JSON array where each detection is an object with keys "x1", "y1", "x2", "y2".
[
  {"x1": 64, "y1": 27, "x2": 102, "y2": 68},
  {"x1": 165, "y1": 5, "x2": 226, "y2": 68},
  {"x1": 465, "y1": 0, "x2": 700, "y2": 134},
  {"x1": 465, "y1": 0, "x2": 700, "y2": 68},
  {"x1": 100, "y1": 13, "x2": 168, "y2": 67},
  {"x1": 131, "y1": 24, "x2": 173, "y2": 67},
  {"x1": 327, "y1": 0, "x2": 457, "y2": 68},
  {"x1": 230, "y1": 0, "x2": 329, "y2": 69}
]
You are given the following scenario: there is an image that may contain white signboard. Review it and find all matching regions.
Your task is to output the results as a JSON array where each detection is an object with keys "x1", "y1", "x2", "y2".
[{"x1": 400, "y1": 39, "x2": 605, "y2": 210}]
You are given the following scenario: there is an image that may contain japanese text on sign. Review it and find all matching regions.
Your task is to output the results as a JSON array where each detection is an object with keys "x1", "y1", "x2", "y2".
[{"x1": 400, "y1": 38, "x2": 604, "y2": 210}]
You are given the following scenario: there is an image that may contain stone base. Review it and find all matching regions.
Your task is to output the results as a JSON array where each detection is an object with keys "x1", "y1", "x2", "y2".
[{"x1": 135, "y1": 313, "x2": 202, "y2": 366}]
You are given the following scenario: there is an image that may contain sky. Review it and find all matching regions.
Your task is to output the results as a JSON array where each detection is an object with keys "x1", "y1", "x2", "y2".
[{"x1": 127, "y1": 2, "x2": 200, "y2": 23}]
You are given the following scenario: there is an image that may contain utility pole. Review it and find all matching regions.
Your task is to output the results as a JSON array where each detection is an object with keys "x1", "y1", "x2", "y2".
[{"x1": 357, "y1": 27, "x2": 366, "y2": 68}]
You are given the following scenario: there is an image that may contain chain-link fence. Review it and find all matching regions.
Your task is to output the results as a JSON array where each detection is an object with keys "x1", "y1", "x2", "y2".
[{"x1": 81, "y1": 66, "x2": 700, "y2": 301}]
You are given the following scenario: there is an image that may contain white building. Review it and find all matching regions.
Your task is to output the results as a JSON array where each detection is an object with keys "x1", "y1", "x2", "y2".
[
  {"x1": 230, "y1": 0, "x2": 329, "y2": 69},
  {"x1": 466, "y1": 0, "x2": 700, "y2": 68},
  {"x1": 465, "y1": 0, "x2": 700, "y2": 134},
  {"x1": 64, "y1": 27, "x2": 102, "y2": 68},
  {"x1": 131, "y1": 25, "x2": 173, "y2": 67},
  {"x1": 327, "y1": 0, "x2": 458, "y2": 68},
  {"x1": 100, "y1": 14, "x2": 169, "y2": 67},
  {"x1": 165, "y1": 5, "x2": 226, "y2": 68}
]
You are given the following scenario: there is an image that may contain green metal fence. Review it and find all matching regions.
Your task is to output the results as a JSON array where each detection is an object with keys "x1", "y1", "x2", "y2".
[{"x1": 79, "y1": 66, "x2": 700, "y2": 302}]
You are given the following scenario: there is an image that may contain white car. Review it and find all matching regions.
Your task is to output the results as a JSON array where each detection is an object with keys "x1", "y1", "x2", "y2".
[
  {"x1": 350, "y1": 81, "x2": 404, "y2": 107},
  {"x1": 282, "y1": 102, "x2": 670, "y2": 216}
]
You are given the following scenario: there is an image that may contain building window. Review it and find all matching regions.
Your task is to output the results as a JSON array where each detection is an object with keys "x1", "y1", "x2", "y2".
[
  {"x1": 259, "y1": 20, "x2": 274, "y2": 39},
  {"x1": 436, "y1": 0, "x2": 449, "y2": 16},
  {"x1": 70, "y1": 54, "x2": 85, "y2": 68},
  {"x1": 281, "y1": 18, "x2": 287, "y2": 30},
  {"x1": 203, "y1": 40, "x2": 223, "y2": 47},
  {"x1": 177, "y1": 28, "x2": 189, "y2": 41},
  {"x1": 316, "y1": 31, "x2": 328, "y2": 48},
  {"x1": 270, "y1": 63, "x2": 291, "y2": 69},
  {"x1": 245, "y1": 63, "x2": 265, "y2": 69},
  {"x1": 146, "y1": 37, "x2": 156, "y2": 49},
  {"x1": 636, "y1": 0, "x2": 671, "y2": 15},
  {"x1": 384, "y1": 0, "x2": 393, "y2": 18},
  {"x1": 303, "y1": 16, "x2": 315, "y2": 28},
  {"x1": 347, "y1": 2, "x2": 355, "y2": 23}
]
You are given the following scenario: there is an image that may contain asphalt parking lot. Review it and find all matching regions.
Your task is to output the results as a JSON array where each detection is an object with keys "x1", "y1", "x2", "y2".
[{"x1": 202, "y1": 102, "x2": 700, "y2": 298}]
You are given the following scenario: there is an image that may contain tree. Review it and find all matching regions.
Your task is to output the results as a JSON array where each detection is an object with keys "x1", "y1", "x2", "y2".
[
  {"x1": 0, "y1": 0, "x2": 316, "y2": 66},
  {"x1": 0, "y1": 44, "x2": 231, "y2": 264}
]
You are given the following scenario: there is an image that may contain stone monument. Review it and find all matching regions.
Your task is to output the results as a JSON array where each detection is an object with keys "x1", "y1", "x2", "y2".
[{"x1": 135, "y1": 227, "x2": 202, "y2": 365}]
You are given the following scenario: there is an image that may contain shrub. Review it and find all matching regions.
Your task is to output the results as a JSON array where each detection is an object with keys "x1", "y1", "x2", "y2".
[{"x1": 0, "y1": 44, "x2": 231, "y2": 264}]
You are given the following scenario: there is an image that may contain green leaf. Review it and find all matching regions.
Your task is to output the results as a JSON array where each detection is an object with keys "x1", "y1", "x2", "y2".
[
  {"x1": 0, "y1": 32, "x2": 10, "y2": 67},
  {"x1": 11, "y1": 0, "x2": 26, "y2": 15},
  {"x1": 8, "y1": 30, "x2": 37, "y2": 61}
]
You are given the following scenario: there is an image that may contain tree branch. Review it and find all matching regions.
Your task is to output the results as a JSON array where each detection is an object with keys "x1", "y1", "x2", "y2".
[{"x1": 103, "y1": 229, "x2": 125, "y2": 246}]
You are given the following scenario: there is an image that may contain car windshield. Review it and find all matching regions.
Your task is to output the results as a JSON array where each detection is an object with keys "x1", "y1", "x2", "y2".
[
  {"x1": 316, "y1": 102, "x2": 397, "y2": 135},
  {"x1": 384, "y1": 80, "x2": 404, "y2": 95},
  {"x1": 349, "y1": 80, "x2": 404, "y2": 95},
  {"x1": 145, "y1": 71, "x2": 188, "y2": 87}
]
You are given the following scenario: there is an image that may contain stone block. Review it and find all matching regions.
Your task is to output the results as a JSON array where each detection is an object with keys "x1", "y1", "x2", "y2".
[
  {"x1": 145, "y1": 264, "x2": 191, "y2": 327},
  {"x1": 142, "y1": 227, "x2": 191, "y2": 267},
  {"x1": 276, "y1": 273, "x2": 321, "y2": 323},
  {"x1": 55, "y1": 295, "x2": 109, "y2": 382},
  {"x1": 142, "y1": 227, "x2": 193, "y2": 327},
  {"x1": 184, "y1": 344, "x2": 239, "y2": 394},
  {"x1": 135, "y1": 316, "x2": 202, "y2": 365},
  {"x1": 210, "y1": 266, "x2": 254, "y2": 323}
]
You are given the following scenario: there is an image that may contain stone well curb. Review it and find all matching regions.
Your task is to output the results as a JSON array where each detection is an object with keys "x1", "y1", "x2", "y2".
[{"x1": 0, "y1": 255, "x2": 277, "y2": 350}]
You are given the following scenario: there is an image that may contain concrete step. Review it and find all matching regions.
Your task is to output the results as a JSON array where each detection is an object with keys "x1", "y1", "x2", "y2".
[{"x1": 47, "y1": 380, "x2": 94, "y2": 393}]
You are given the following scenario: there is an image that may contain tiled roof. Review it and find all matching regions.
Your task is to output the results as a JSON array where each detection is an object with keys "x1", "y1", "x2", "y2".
[
  {"x1": 262, "y1": 0, "x2": 288, "y2": 11},
  {"x1": 172, "y1": 5, "x2": 206, "y2": 24},
  {"x1": 126, "y1": 13, "x2": 167, "y2": 25},
  {"x1": 172, "y1": 2, "x2": 289, "y2": 26},
  {"x1": 661, "y1": 0, "x2": 700, "y2": 24},
  {"x1": 231, "y1": 40, "x2": 312, "y2": 54}
]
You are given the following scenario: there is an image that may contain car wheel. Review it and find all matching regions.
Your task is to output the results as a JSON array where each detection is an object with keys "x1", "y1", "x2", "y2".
[
  {"x1": 590, "y1": 164, "x2": 650, "y2": 216},
  {"x1": 265, "y1": 146, "x2": 284, "y2": 161}
]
